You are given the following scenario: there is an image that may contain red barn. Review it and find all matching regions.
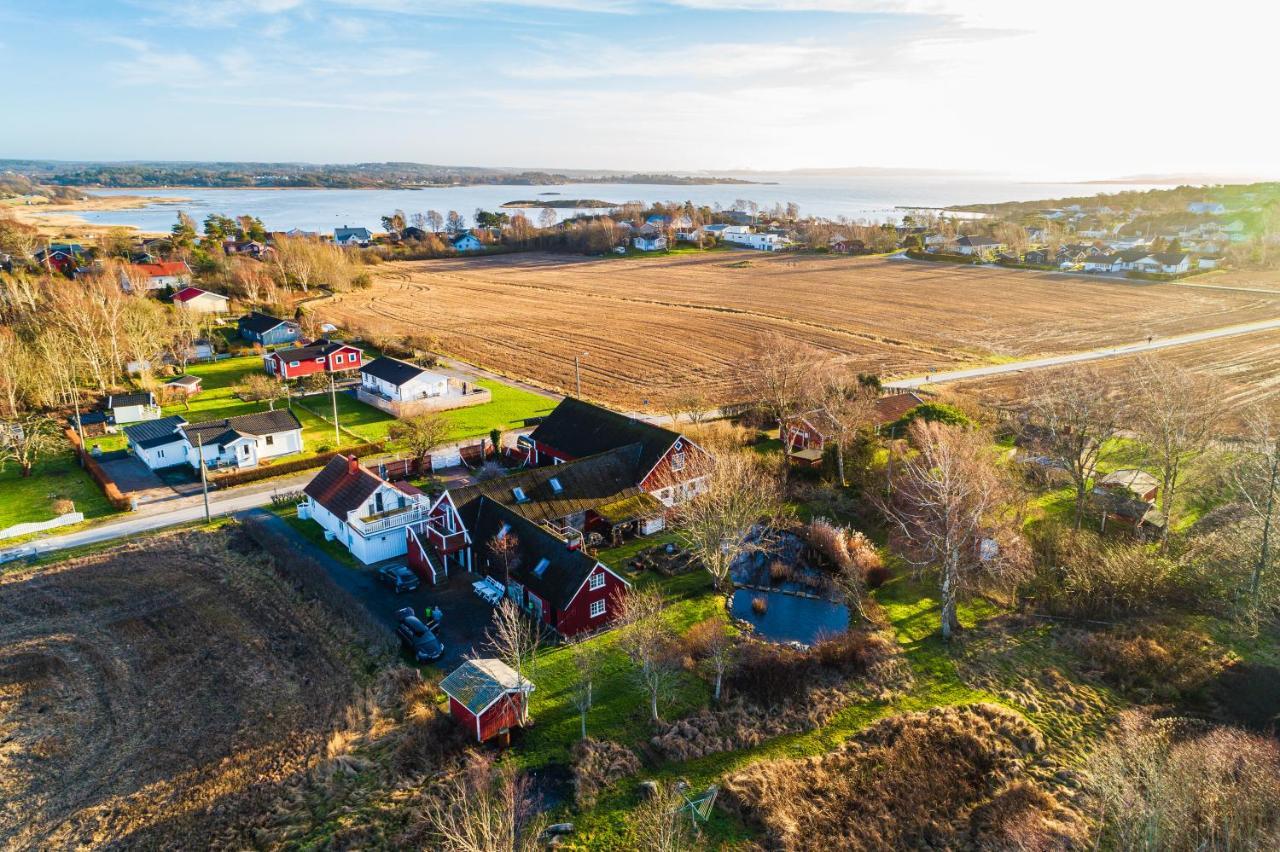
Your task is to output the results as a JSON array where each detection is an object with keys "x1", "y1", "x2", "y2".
[
  {"x1": 438, "y1": 658, "x2": 534, "y2": 743},
  {"x1": 265, "y1": 339, "x2": 364, "y2": 380}
]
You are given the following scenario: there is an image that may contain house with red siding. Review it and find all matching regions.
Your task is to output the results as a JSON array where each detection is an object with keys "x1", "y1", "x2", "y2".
[
  {"x1": 518, "y1": 397, "x2": 712, "y2": 507},
  {"x1": 779, "y1": 408, "x2": 840, "y2": 468},
  {"x1": 265, "y1": 339, "x2": 364, "y2": 380},
  {"x1": 438, "y1": 658, "x2": 534, "y2": 743}
]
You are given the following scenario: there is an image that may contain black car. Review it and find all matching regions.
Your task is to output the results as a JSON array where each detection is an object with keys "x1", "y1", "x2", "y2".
[
  {"x1": 377, "y1": 563, "x2": 420, "y2": 593},
  {"x1": 396, "y1": 607, "x2": 444, "y2": 662}
]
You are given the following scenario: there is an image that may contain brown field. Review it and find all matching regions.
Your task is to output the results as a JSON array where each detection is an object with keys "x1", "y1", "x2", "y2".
[
  {"x1": 955, "y1": 327, "x2": 1280, "y2": 425},
  {"x1": 323, "y1": 253, "x2": 1280, "y2": 408},
  {"x1": 0, "y1": 528, "x2": 364, "y2": 849}
]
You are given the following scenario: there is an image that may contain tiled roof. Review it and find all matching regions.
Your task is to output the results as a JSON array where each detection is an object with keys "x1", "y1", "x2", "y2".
[
  {"x1": 438, "y1": 658, "x2": 528, "y2": 715},
  {"x1": 304, "y1": 454, "x2": 384, "y2": 517},
  {"x1": 123, "y1": 415, "x2": 187, "y2": 449},
  {"x1": 273, "y1": 339, "x2": 359, "y2": 362},
  {"x1": 134, "y1": 261, "x2": 189, "y2": 277},
  {"x1": 873, "y1": 392, "x2": 926, "y2": 425},
  {"x1": 105, "y1": 392, "x2": 154, "y2": 410}
]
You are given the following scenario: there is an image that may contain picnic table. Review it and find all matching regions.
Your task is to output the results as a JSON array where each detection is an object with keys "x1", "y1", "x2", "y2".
[{"x1": 472, "y1": 577, "x2": 504, "y2": 605}]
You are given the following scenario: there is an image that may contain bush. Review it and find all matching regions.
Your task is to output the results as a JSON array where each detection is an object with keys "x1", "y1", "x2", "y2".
[
  {"x1": 570, "y1": 738, "x2": 641, "y2": 808},
  {"x1": 52, "y1": 498, "x2": 76, "y2": 515},
  {"x1": 1065, "y1": 626, "x2": 1226, "y2": 702},
  {"x1": 864, "y1": 564, "x2": 891, "y2": 589}
]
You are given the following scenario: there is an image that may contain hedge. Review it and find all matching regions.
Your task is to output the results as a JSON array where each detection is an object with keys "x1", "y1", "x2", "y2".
[
  {"x1": 209, "y1": 440, "x2": 386, "y2": 488},
  {"x1": 64, "y1": 428, "x2": 131, "y2": 510},
  {"x1": 905, "y1": 250, "x2": 981, "y2": 265}
]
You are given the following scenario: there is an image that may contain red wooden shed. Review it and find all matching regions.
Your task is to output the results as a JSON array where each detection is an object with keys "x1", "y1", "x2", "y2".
[{"x1": 438, "y1": 658, "x2": 534, "y2": 743}]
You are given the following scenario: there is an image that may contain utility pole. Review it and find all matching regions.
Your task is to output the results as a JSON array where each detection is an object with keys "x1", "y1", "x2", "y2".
[
  {"x1": 330, "y1": 374, "x2": 340, "y2": 447},
  {"x1": 574, "y1": 351, "x2": 588, "y2": 398},
  {"x1": 70, "y1": 363, "x2": 86, "y2": 465},
  {"x1": 196, "y1": 431, "x2": 211, "y2": 523}
]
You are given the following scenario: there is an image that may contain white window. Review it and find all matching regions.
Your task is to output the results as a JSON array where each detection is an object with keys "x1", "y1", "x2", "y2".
[
  {"x1": 289, "y1": 360, "x2": 300, "y2": 368},
  {"x1": 589, "y1": 571, "x2": 605, "y2": 591},
  {"x1": 334, "y1": 354, "x2": 344, "y2": 364},
  {"x1": 670, "y1": 451, "x2": 686, "y2": 472},
  {"x1": 589, "y1": 599, "x2": 606, "y2": 618}
]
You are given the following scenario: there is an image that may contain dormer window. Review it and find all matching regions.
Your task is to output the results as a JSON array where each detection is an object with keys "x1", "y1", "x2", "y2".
[
  {"x1": 512, "y1": 486, "x2": 528, "y2": 503},
  {"x1": 548, "y1": 477, "x2": 563, "y2": 494}
]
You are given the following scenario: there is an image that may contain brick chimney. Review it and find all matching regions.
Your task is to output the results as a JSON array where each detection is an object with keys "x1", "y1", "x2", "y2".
[{"x1": 347, "y1": 455, "x2": 360, "y2": 476}]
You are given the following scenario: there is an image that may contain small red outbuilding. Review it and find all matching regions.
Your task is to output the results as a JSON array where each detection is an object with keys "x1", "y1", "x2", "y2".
[{"x1": 438, "y1": 658, "x2": 535, "y2": 743}]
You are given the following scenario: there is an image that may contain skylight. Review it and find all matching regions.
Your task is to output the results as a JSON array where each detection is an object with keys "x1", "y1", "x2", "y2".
[
  {"x1": 532, "y1": 558, "x2": 550, "y2": 577},
  {"x1": 548, "y1": 477, "x2": 563, "y2": 494},
  {"x1": 512, "y1": 486, "x2": 528, "y2": 503}
]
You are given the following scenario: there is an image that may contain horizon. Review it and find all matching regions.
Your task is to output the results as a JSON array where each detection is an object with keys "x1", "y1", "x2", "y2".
[{"x1": 2, "y1": 1, "x2": 1277, "y2": 180}]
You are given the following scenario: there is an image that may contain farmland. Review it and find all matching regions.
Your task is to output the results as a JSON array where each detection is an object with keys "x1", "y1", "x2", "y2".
[
  {"x1": 0, "y1": 527, "x2": 367, "y2": 848},
  {"x1": 321, "y1": 252, "x2": 1280, "y2": 408}
]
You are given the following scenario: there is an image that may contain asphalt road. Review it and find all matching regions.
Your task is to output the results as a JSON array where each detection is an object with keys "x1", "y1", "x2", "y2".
[{"x1": 884, "y1": 316, "x2": 1280, "y2": 390}]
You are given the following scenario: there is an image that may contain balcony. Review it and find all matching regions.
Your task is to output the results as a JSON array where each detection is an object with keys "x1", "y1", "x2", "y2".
[
  {"x1": 350, "y1": 503, "x2": 430, "y2": 536},
  {"x1": 422, "y1": 523, "x2": 468, "y2": 554}
]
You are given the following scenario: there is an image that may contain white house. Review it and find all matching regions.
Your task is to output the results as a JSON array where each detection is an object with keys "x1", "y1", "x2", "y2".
[
  {"x1": 103, "y1": 391, "x2": 161, "y2": 425},
  {"x1": 632, "y1": 232, "x2": 667, "y2": 252},
  {"x1": 119, "y1": 261, "x2": 192, "y2": 293},
  {"x1": 1197, "y1": 254, "x2": 1226, "y2": 269},
  {"x1": 181, "y1": 409, "x2": 304, "y2": 470},
  {"x1": 303, "y1": 455, "x2": 447, "y2": 564},
  {"x1": 171, "y1": 287, "x2": 230, "y2": 314},
  {"x1": 721, "y1": 228, "x2": 786, "y2": 251},
  {"x1": 360, "y1": 356, "x2": 449, "y2": 402},
  {"x1": 334, "y1": 226, "x2": 372, "y2": 246},
  {"x1": 953, "y1": 235, "x2": 1004, "y2": 257},
  {"x1": 1133, "y1": 252, "x2": 1191, "y2": 275},
  {"x1": 123, "y1": 416, "x2": 189, "y2": 470},
  {"x1": 1082, "y1": 255, "x2": 1119, "y2": 273},
  {"x1": 453, "y1": 233, "x2": 484, "y2": 252}
]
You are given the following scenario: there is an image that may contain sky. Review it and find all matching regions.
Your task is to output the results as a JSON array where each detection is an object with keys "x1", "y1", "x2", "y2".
[{"x1": 1, "y1": 0, "x2": 1277, "y2": 180}]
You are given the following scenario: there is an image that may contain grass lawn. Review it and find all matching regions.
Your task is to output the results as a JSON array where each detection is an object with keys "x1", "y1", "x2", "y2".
[
  {"x1": 268, "y1": 501, "x2": 361, "y2": 566},
  {"x1": 0, "y1": 451, "x2": 120, "y2": 536},
  {"x1": 437, "y1": 380, "x2": 555, "y2": 442}
]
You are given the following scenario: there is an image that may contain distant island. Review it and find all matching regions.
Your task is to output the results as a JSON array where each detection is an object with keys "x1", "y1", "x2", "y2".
[
  {"x1": 0, "y1": 159, "x2": 759, "y2": 190},
  {"x1": 502, "y1": 198, "x2": 618, "y2": 209}
]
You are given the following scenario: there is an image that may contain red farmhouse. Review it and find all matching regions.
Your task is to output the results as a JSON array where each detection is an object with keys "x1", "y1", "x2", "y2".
[
  {"x1": 438, "y1": 658, "x2": 534, "y2": 743},
  {"x1": 265, "y1": 339, "x2": 364, "y2": 380}
]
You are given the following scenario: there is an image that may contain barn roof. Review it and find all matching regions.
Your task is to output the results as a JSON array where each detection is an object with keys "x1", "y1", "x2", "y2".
[
  {"x1": 439, "y1": 658, "x2": 531, "y2": 716},
  {"x1": 529, "y1": 397, "x2": 679, "y2": 474}
]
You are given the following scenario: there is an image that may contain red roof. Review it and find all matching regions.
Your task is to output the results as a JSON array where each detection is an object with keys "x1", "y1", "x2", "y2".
[
  {"x1": 135, "y1": 261, "x2": 190, "y2": 278},
  {"x1": 172, "y1": 286, "x2": 222, "y2": 302}
]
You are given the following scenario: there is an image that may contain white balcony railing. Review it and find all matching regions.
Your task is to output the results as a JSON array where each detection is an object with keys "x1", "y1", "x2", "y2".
[{"x1": 350, "y1": 503, "x2": 430, "y2": 536}]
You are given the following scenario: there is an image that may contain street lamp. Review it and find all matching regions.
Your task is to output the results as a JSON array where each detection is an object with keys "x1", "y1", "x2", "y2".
[{"x1": 574, "y1": 352, "x2": 588, "y2": 398}]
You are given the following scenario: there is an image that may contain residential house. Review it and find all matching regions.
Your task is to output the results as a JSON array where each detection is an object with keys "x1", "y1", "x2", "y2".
[
  {"x1": 1133, "y1": 252, "x2": 1191, "y2": 275},
  {"x1": 722, "y1": 228, "x2": 786, "y2": 251},
  {"x1": 780, "y1": 409, "x2": 840, "y2": 468},
  {"x1": 1197, "y1": 254, "x2": 1226, "y2": 269},
  {"x1": 304, "y1": 454, "x2": 449, "y2": 564},
  {"x1": 182, "y1": 409, "x2": 304, "y2": 470},
  {"x1": 171, "y1": 287, "x2": 230, "y2": 314},
  {"x1": 34, "y1": 243, "x2": 84, "y2": 274},
  {"x1": 953, "y1": 235, "x2": 1004, "y2": 257},
  {"x1": 1114, "y1": 248, "x2": 1154, "y2": 270},
  {"x1": 101, "y1": 391, "x2": 161, "y2": 425},
  {"x1": 165, "y1": 375, "x2": 202, "y2": 397},
  {"x1": 1023, "y1": 248, "x2": 1051, "y2": 265},
  {"x1": 872, "y1": 392, "x2": 927, "y2": 432},
  {"x1": 238, "y1": 312, "x2": 302, "y2": 347},
  {"x1": 452, "y1": 233, "x2": 484, "y2": 252},
  {"x1": 120, "y1": 260, "x2": 192, "y2": 292},
  {"x1": 265, "y1": 339, "x2": 364, "y2": 380},
  {"x1": 439, "y1": 658, "x2": 535, "y2": 743},
  {"x1": 520, "y1": 397, "x2": 713, "y2": 507},
  {"x1": 360, "y1": 357, "x2": 449, "y2": 402},
  {"x1": 1188, "y1": 201, "x2": 1226, "y2": 215},
  {"x1": 1093, "y1": 468, "x2": 1164, "y2": 532},
  {"x1": 1082, "y1": 255, "x2": 1120, "y2": 273},
  {"x1": 333, "y1": 226, "x2": 372, "y2": 246},
  {"x1": 632, "y1": 226, "x2": 667, "y2": 252},
  {"x1": 829, "y1": 236, "x2": 866, "y2": 254},
  {"x1": 124, "y1": 416, "x2": 189, "y2": 469}
]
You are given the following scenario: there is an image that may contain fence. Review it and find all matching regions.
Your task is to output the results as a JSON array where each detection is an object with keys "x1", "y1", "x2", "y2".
[
  {"x1": 355, "y1": 381, "x2": 491, "y2": 418},
  {"x1": 0, "y1": 512, "x2": 85, "y2": 541},
  {"x1": 65, "y1": 428, "x2": 131, "y2": 510}
]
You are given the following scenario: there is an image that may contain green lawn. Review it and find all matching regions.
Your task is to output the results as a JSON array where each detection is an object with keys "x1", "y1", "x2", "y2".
[
  {"x1": 0, "y1": 452, "x2": 120, "y2": 536},
  {"x1": 437, "y1": 380, "x2": 555, "y2": 441}
]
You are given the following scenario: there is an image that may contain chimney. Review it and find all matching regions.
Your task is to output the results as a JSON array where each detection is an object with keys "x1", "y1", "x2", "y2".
[{"x1": 347, "y1": 455, "x2": 360, "y2": 476}]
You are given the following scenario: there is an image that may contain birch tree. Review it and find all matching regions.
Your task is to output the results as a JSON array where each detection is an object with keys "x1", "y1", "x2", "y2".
[
  {"x1": 675, "y1": 450, "x2": 782, "y2": 591},
  {"x1": 1017, "y1": 364, "x2": 1125, "y2": 527},
  {"x1": 568, "y1": 639, "x2": 604, "y2": 739},
  {"x1": 877, "y1": 421, "x2": 1028, "y2": 640},
  {"x1": 420, "y1": 754, "x2": 545, "y2": 852},
  {"x1": 618, "y1": 587, "x2": 678, "y2": 723},
  {"x1": 815, "y1": 362, "x2": 878, "y2": 486},
  {"x1": 1229, "y1": 405, "x2": 1280, "y2": 616},
  {"x1": 481, "y1": 599, "x2": 539, "y2": 722}
]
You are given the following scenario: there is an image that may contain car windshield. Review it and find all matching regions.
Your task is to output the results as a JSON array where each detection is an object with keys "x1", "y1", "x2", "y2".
[{"x1": 404, "y1": 617, "x2": 428, "y2": 636}]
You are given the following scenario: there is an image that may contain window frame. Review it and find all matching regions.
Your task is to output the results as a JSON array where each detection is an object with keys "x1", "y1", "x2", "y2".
[
  {"x1": 589, "y1": 571, "x2": 606, "y2": 591},
  {"x1": 589, "y1": 599, "x2": 606, "y2": 618}
]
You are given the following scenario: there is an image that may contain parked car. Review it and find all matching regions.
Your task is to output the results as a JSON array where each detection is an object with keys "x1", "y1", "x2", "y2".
[
  {"x1": 396, "y1": 607, "x2": 444, "y2": 662},
  {"x1": 378, "y1": 563, "x2": 420, "y2": 593}
]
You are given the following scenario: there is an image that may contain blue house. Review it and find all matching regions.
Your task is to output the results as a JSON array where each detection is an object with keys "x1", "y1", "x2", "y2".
[
  {"x1": 452, "y1": 233, "x2": 484, "y2": 253},
  {"x1": 238, "y1": 312, "x2": 302, "y2": 346}
]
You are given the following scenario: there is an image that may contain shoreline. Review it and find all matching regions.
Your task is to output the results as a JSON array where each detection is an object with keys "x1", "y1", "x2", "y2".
[{"x1": 6, "y1": 193, "x2": 182, "y2": 238}]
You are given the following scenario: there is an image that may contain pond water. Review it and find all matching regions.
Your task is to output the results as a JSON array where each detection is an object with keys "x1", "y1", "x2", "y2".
[
  {"x1": 730, "y1": 588, "x2": 850, "y2": 646},
  {"x1": 729, "y1": 528, "x2": 850, "y2": 645}
]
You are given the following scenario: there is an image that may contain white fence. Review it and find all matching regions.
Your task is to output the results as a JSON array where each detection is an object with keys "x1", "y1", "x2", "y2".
[
  {"x1": 0, "y1": 511, "x2": 85, "y2": 541},
  {"x1": 356, "y1": 382, "x2": 491, "y2": 419}
]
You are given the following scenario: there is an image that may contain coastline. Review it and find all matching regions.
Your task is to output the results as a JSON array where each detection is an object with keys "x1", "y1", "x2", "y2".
[{"x1": 5, "y1": 193, "x2": 183, "y2": 238}]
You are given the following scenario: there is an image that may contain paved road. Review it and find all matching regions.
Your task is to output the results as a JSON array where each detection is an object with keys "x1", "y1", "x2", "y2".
[{"x1": 884, "y1": 316, "x2": 1280, "y2": 390}]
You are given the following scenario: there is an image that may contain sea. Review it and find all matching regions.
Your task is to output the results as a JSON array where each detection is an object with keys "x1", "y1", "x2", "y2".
[{"x1": 54, "y1": 172, "x2": 1160, "y2": 233}]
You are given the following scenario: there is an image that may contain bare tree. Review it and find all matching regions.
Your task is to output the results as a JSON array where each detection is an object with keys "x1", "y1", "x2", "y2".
[
  {"x1": 0, "y1": 413, "x2": 59, "y2": 477},
  {"x1": 676, "y1": 450, "x2": 783, "y2": 591},
  {"x1": 388, "y1": 412, "x2": 451, "y2": 473},
  {"x1": 239, "y1": 373, "x2": 289, "y2": 411},
  {"x1": 420, "y1": 754, "x2": 545, "y2": 852},
  {"x1": 426, "y1": 209, "x2": 445, "y2": 234},
  {"x1": 1131, "y1": 358, "x2": 1219, "y2": 544},
  {"x1": 629, "y1": 780, "x2": 698, "y2": 852},
  {"x1": 1229, "y1": 405, "x2": 1280, "y2": 615},
  {"x1": 481, "y1": 599, "x2": 539, "y2": 722},
  {"x1": 687, "y1": 617, "x2": 735, "y2": 702},
  {"x1": 618, "y1": 587, "x2": 679, "y2": 723},
  {"x1": 537, "y1": 207, "x2": 557, "y2": 231},
  {"x1": 814, "y1": 362, "x2": 878, "y2": 486},
  {"x1": 1018, "y1": 364, "x2": 1125, "y2": 527},
  {"x1": 735, "y1": 333, "x2": 815, "y2": 430},
  {"x1": 487, "y1": 530, "x2": 521, "y2": 587},
  {"x1": 568, "y1": 639, "x2": 604, "y2": 739},
  {"x1": 877, "y1": 421, "x2": 1029, "y2": 639}
]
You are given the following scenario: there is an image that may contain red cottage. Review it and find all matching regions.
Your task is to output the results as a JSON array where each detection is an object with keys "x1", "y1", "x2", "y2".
[
  {"x1": 780, "y1": 408, "x2": 840, "y2": 468},
  {"x1": 265, "y1": 339, "x2": 364, "y2": 380},
  {"x1": 438, "y1": 658, "x2": 534, "y2": 743}
]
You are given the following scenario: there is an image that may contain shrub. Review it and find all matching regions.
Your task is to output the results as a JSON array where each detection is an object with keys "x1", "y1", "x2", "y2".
[
  {"x1": 751, "y1": 596, "x2": 768, "y2": 615},
  {"x1": 51, "y1": 498, "x2": 76, "y2": 515},
  {"x1": 864, "y1": 564, "x2": 891, "y2": 589},
  {"x1": 1065, "y1": 626, "x2": 1226, "y2": 702},
  {"x1": 570, "y1": 738, "x2": 641, "y2": 809}
]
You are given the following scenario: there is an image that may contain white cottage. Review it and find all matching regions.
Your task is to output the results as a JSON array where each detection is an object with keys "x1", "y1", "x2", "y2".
[
  {"x1": 303, "y1": 455, "x2": 438, "y2": 564},
  {"x1": 359, "y1": 357, "x2": 449, "y2": 402}
]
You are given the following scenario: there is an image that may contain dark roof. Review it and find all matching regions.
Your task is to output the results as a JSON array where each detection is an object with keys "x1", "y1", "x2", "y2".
[
  {"x1": 360, "y1": 356, "x2": 427, "y2": 387},
  {"x1": 1151, "y1": 252, "x2": 1189, "y2": 265},
  {"x1": 450, "y1": 445, "x2": 646, "y2": 525},
  {"x1": 167, "y1": 375, "x2": 202, "y2": 388},
  {"x1": 273, "y1": 339, "x2": 359, "y2": 361},
  {"x1": 438, "y1": 658, "x2": 527, "y2": 715},
  {"x1": 463, "y1": 497, "x2": 603, "y2": 607},
  {"x1": 874, "y1": 392, "x2": 926, "y2": 425},
  {"x1": 304, "y1": 454, "x2": 384, "y2": 517},
  {"x1": 334, "y1": 227, "x2": 371, "y2": 240},
  {"x1": 124, "y1": 415, "x2": 187, "y2": 449},
  {"x1": 1116, "y1": 248, "x2": 1151, "y2": 262},
  {"x1": 238, "y1": 312, "x2": 293, "y2": 335},
  {"x1": 181, "y1": 409, "x2": 301, "y2": 448},
  {"x1": 957, "y1": 235, "x2": 1000, "y2": 246},
  {"x1": 530, "y1": 397, "x2": 679, "y2": 475},
  {"x1": 105, "y1": 392, "x2": 154, "y2": 410},
  {"x1": 787, "y1": 408, "x2": 841, "y2": 437}
]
